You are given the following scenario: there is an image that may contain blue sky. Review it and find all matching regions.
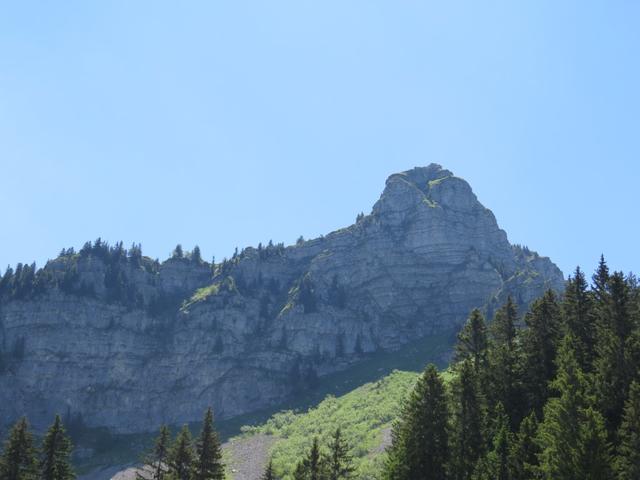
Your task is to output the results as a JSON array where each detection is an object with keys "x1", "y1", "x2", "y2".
[{"x1": 0, "y1": 1, "x2": 638, "y2": 277}]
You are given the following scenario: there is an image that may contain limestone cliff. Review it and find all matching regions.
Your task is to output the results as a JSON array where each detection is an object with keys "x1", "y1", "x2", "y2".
[{"x1": 0, "y1": 164, "x2": 564, "y2": 433}]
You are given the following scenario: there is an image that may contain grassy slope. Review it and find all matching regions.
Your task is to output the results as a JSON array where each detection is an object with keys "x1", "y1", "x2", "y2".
[
  {"x1": 73, "y1": 330, "x2": 456, "y2": 477},
  {"x1": 227, "y1": 332, "x2": 457, "y2": 479}
]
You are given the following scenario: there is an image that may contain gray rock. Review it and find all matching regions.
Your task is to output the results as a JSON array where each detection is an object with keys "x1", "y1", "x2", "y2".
[{"x1": 0, "y1": 164, "x2": 564, "y2": 433}]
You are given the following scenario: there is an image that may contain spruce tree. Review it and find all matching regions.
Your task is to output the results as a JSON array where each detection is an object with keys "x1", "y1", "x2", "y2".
[
  {"x1": 139, "y1": 425, "x2": 170, "y2": 480},
  {"x1": 449, "y1": 360, "x2": 485, "y2": 480},
  {"x1": 615, "y1": 381, "x2": 640, "y2": 480},
  {"x1": 384, "y1": 364, "x2": 449, "y2": 480},
  {"x1": 455, "y1": 309, "x2": 488, "y2": 375},
  {"x1": 326, "y1": 428, "x2": 354, "y2": 480},
  {"x1": 0, "y1": 417, "x2": 38, "y2": 480},
  {"x1": 472, "y1": 418, "x2": 510, "y2": 480},
  {"x1": 521, "y1": 290, "x2": 562, "y2": 416},
  {"x1": 508, "y1": 411, "x2": 540, "y2": 479},
  {"x1": 563, "y1": 266, "x2": 595, "y2": 372},
  {"x1": 594, "y1": 272, "x2": 634, "y2": 434},
  {"x1": 192, "y1": 408, "x2": 224, "y2": 480},
  {"x1": 487, "y1": 297, "x2": 523, "y2": 427},
  {"x1": 167, "y1": 425, "x2": 194, "y2": 480},
  {"x1": 538, "y1": 335, "x2": 612, "y2": 480},
  {"x1": 40, "y1": 415, "x2": 75, "y2": 480},
  {"x1": 297, "y1": 437, "x2": 326, "y2": 480}
]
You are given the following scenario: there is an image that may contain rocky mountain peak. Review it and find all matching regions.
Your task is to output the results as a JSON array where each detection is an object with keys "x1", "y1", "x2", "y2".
[{"x1": 0, "y1": 165, "x2": 564, "y2": 434}]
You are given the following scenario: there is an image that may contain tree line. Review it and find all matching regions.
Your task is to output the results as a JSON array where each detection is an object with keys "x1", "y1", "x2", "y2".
[{"x1": 383, "y1": 257, "x2": 640, "y2": 479}]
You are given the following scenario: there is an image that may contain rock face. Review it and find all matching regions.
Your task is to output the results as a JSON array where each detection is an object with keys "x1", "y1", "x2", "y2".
[{"x1": 0, "y1": 165, "x2": 564, "y2": 433}]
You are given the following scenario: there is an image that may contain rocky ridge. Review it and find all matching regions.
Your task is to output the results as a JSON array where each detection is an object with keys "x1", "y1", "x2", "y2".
[{"x1": 0, "y1": 164, "x2": 564, "y2": 433}]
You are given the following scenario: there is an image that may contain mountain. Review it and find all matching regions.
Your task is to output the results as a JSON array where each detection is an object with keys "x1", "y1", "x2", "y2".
[{"x1": 0, "y1": 164, "x2": 563, "y2": 434}]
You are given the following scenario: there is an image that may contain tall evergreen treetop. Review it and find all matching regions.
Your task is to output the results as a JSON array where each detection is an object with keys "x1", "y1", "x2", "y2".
[
  {"x1": 40, "y1": 415, "x2": 75, "y2": 480},
  {"x1": 327, "y1": 428, "x2": 354, "y2": 480},
  {"x1": 168, "y1": 425, "x2": 194, "y2": 480},
  {"x1": 455, "y1": 308, "x2": 488, "y2": 374},
  {"x1": 384, "y1": 364, "x2": 449, "y2": 480},
  {"x1": 193, "y1": 408, "x2": 224, "y2": 480},
  {"x1": 0, "y1": 417, "x2": 38, "y2": 480}
]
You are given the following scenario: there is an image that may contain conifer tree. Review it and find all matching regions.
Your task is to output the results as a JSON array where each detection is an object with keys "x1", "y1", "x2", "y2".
[
  {"x1": 455, "y1": 309, "x2": 488, "y2": 375},
  {"x1": 40, "y1": 415, "x2": 75, "y2": 480},
  {"x1": 167, "y1": 425, "x2": 194, "y2": 480},
  {"x1": 139, "y1": 425, "x2": 170, "y2": 480},
  {"x1": 563, "y1": 266, "x2": 595, "y2": 372},
  {"x1": 538, "y1": 335, "x2": 612, "y2": 480},
  {"x1": 296, "y1": 437, "x2": 326, "y2": 480},
  {"x1": 472, "y1": 416, "x2": 511, "y2": 480},
  {"x1": 0, "y1": 417, "x2": 38, "y2": 480},
  {"x1": 521, "y1": 290, "x2": 562, "y2": 416},
  {"x1": 488, "y1": 297, "x2": 523, "y2": 427},
  {"x1": 326, "y1": 428, "x2": 354, "y2": 480},
  {"x1": 615, "y1": 381, "x2": 640, "y2": 480},
  {"x1": 594, "y1": 272, "x2": 634, "y2": 434},
  {"x1": 508, "y1": 411, "x2": 539, "y2": 480},
  {"x1": 384, "y1": 364, "x2": 448, "y2": 480},
  {"x1": 449, "y1": 360, "x2": 485, "y2": 480},
  {"x1": 192, "y1": 408, "x2": 224, "y2": 480}
]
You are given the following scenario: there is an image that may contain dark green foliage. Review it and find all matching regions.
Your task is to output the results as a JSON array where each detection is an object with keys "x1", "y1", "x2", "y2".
[
  {"x1": 327, "y1": 428, "x2": 354, "y2": 480},
  {"x1": 615, "y1": 381, "x2": 640, "y2": 480},
  {"x1": 508, "y1": 411, "x2": 540, "y2": 480},
  {"x1": 537, "y1": 335, "x2": 612, "y2": 479},
  {"x1": 473, "y1": 412, "x2": 511, "y2": 480},
  {"x1": 563, "y1": 266, "x2": 595, "y2": 371},
  {"x1": 0, "y1": 417, "x2": 38, "y2": 480},
  {"x1": 172, "y1": 244, "x2": 184, "y2": 259},
  {"x1": 262, "y1": 459, "x2": 277, "y2": 480},
  {"x1": 40, "y1": 415, "x2": 75, "y2": 480},
  {"x1": 191, "y1": 246, "x2": 202, "y2": 264},
  {"x1": 138, "y1": 425, "x2": 170, "y2": 480},
  {"x1": 192, "y1": 408, "x2": 224, "y2": 480},
  {"x1": 167, "y1": 425, "x2": 194, "y2": 480},
  {"x1": 294, "y1": 437, "x2": 327, "y2": 480},
  {"x1": 299, "y1": 276, "x2": 317, "y2": 314},
  {"x1": 449, "y1": 360, "x2": 485, "y2": 480},
  {"x1": 487, "y1": 297, "x2": 524, "y2": 428},
  {"x1": 384, "y1": 364, "x2": 448, "y2": 480},
  {"x1": 455, "y1": 309, "x2": 488, "y2": 375},
  {"x1": 521, "y1": 290, "x2": 562, "y2": 416}
]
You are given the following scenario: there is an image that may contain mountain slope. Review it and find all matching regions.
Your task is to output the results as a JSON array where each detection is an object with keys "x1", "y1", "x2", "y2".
[{"x1": 0, "y1": 164, "x2": 563, "y2": 433}]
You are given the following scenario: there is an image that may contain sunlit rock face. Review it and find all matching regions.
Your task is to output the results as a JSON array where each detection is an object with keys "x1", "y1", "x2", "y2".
[{"x1": 0, "y1": 164, "x2": 563, "y2": 433}]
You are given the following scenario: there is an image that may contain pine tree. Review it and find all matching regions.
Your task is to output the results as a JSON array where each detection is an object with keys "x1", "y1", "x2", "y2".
[
  {"x1": 563, "y1": 266, "x2": 595, "y2": 372},
  {"x1": 521, "y1": 290, "x2": 562, "y2": 416},
  {"x1": 455, "y1": 309, "x2": 488, "y2": 375},
  {"x1": 508, "y1": 411, "x2": 539, "y2": 480},
  {"x1": 594, "y1": 272, "x2": 634, "y2": 434},
  {"x1": 191, "y1": 246, "x2": 202, "y2": 264},
  {"x1": 40, "y1": 415, "x2": 75, "y2": 480},
  {"x1": 172, "y1": 244, "x2": 184, "y2": 259},
  {"x1": 0, "y1": 417, "x2": 38, "y2": 480},
  {"x1": 326, "y1": 428, "x2": 354, "y2": 480},
  {"x1": 167, "y1": 425, "x2": 194, "y2": 480},
  {"x1": 537, "y1": 335, "x2": 612, "y2": 480},
  {"x1": 296, "y1": 437, "x2": 326, "y2": 480},
  {"x1": 615, "y1": 381, "x2": 640, "y2": 480},
  {"x1": 384, "y1": 364, "x2": 448, "y2": 480},
  {"x1": 488, "y1": 297, "x2": 523, "y2": 427},
  {"x1": 192, "y1": 408, "x2": 224, "y2": 480},
  {"x1": 449, "y1": 360, "x2": 485, "y2": 480},
  {"x1": 139, "y1": 425, "x2": 170, "y2": 480},
  {"x1": 473, "y1": 417, "x2": 511, "y2": 480}
]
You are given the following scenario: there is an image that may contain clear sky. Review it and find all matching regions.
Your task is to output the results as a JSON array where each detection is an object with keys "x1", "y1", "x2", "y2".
[{"x1": 1, "y1": 1, "x2": 638, "y2": 278}]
